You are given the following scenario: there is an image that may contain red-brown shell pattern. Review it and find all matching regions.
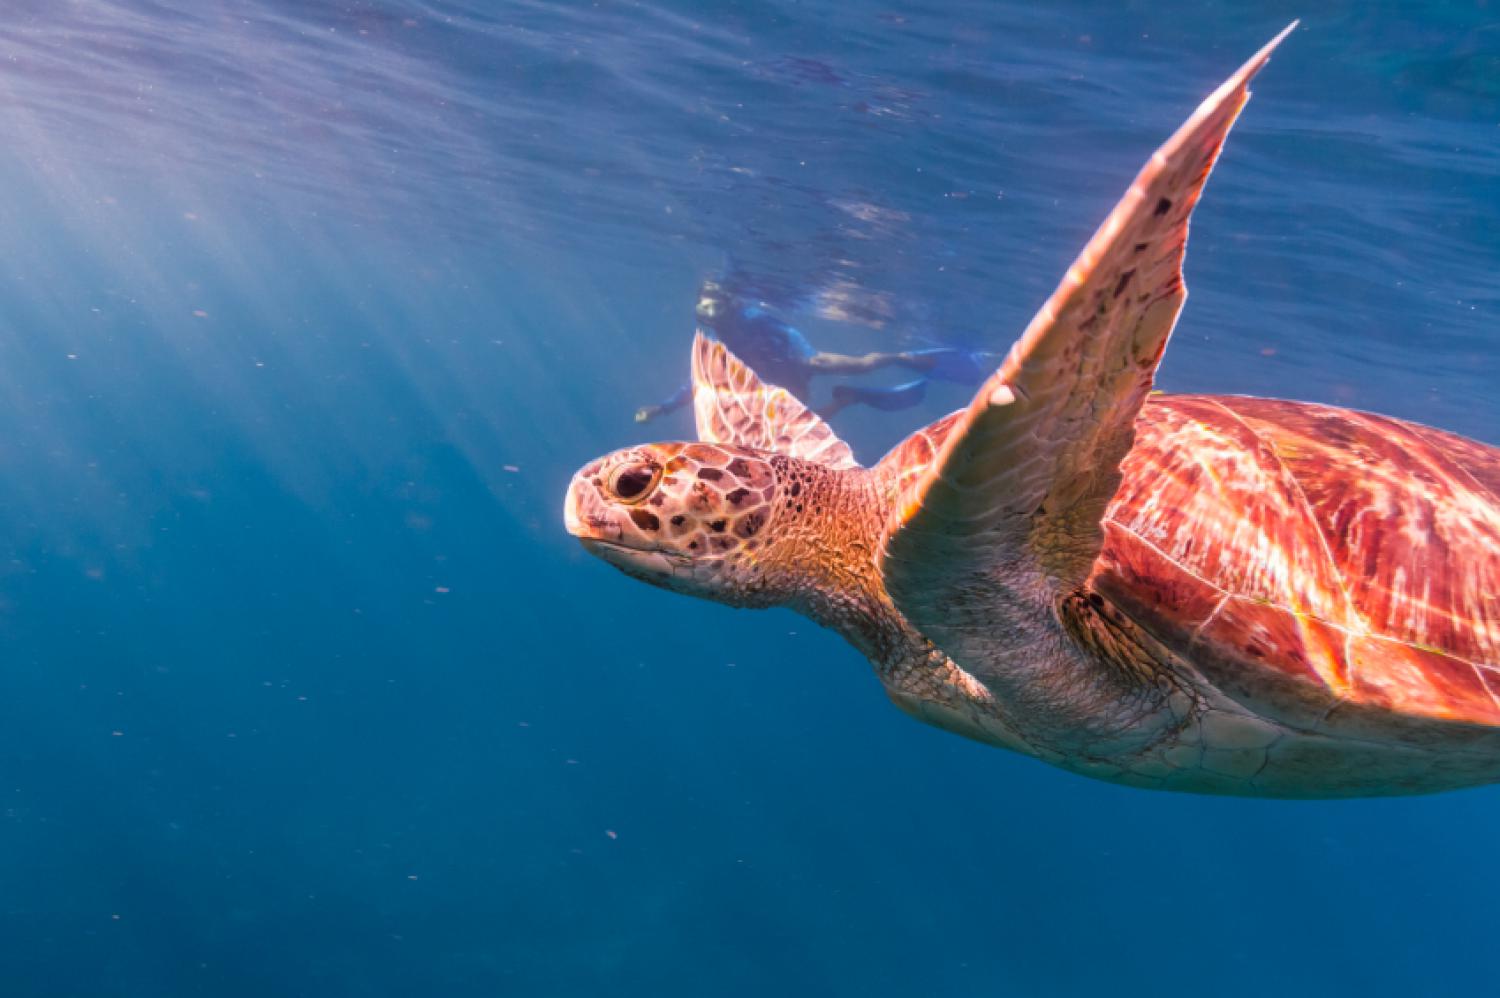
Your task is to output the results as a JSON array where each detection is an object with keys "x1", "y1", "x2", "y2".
[
  {"x1": 874, "y1": 410, "x2": 964, "y2": 495},
  {"x1": 885, "y1": 395, "x2": 1500, "y2": 726},
  {"x1": 1092, "y1": 395, "x2": 1500, "y2": 726}
]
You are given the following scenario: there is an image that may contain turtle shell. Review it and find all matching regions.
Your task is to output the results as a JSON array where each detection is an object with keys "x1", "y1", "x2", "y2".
[{"x1": 1094, "y1": 394, "x2": 1500, "y2": 732}]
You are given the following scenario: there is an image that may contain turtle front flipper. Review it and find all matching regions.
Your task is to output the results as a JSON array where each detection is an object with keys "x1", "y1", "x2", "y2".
[
  {"x1": 879, "y1": 27, "x2": 1295, "y2": 636},
  {"x1": 691, "y1": 331, "x2": 862, "y2": 470}
]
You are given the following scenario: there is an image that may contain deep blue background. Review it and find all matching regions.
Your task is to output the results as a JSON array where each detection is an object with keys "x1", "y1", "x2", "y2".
[{"x1": 0, "y1": 2, "x2": 1496, "y2": 995}]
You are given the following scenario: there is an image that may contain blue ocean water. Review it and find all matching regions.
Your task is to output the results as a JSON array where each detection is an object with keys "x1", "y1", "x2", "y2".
[{"x1": 0, "y1": 2, "x2": 1496, "y2": 995}]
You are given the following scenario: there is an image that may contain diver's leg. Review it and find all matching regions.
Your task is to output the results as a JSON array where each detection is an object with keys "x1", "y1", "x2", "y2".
[
  {"x1": 818, "y1": 379, "x2": 928, "y2": 419},
  {"x1": 635, "y1": 382, "x2": 692, "y2": 424},
  {"x1": 896, "y1": 347, "x2": 996, "y2": 384}
]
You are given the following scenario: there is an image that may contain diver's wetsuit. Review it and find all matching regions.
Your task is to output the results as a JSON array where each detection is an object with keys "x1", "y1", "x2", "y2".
[{"x1": 635, "y1": 283, "x2": 991, "y2": 424}]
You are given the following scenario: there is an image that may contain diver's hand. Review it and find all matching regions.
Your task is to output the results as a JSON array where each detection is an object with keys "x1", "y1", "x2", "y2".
[{"x1": 635, "y1": 405, "x2": 659, "y2": 424}]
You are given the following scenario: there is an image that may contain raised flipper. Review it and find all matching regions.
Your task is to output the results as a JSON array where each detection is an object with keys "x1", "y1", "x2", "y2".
[
  {"x1": 692, "y1": 331, "x2": 862, "y2": 470},
  {"x1": 879, "y1": 27, "x2": 1295, "y2": 633}
]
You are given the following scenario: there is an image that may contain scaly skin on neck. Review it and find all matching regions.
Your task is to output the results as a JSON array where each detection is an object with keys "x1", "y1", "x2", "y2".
[{"x1": 765, "y1": 455, "x2": 1189, "y2": 762}]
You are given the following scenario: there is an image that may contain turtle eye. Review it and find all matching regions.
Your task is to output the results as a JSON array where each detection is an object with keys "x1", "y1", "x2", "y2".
[{"x1": 608, "y1": 461, "x2": 661, "y2": 504}]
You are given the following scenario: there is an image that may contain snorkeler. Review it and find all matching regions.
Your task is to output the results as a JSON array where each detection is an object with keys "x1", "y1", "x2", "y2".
[{"x1": 634, "y1": 280, "x2": 992, "y2": 423}]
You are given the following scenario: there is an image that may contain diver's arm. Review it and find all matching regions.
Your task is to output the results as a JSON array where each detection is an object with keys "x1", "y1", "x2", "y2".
[{"x1": 634, "y1": 382, "x2": 692, "y2": 424}]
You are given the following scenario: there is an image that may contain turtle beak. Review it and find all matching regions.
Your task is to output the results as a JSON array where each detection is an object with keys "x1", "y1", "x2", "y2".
[
  {"x1": 563, "y1": 484, "x2": 585, "y2": 537},
  {"x1": 564, "y1": 467, "x2": 692, "y2": 592},
  {"x1": 563, "y1": 467, "x2": 617, "y2": 543}
]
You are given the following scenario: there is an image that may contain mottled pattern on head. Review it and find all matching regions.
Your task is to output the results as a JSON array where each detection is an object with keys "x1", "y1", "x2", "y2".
[{"x1": 565, "y1": 440, "x2": 784, "y2": 602}]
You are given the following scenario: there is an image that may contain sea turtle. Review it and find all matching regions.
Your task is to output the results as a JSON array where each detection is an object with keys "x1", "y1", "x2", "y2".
[{"x1": 563, "y1": 24, "x2": 1500, "y2": 797}]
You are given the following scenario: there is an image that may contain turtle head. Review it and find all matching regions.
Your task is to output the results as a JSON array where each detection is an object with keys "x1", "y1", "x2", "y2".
[{"x1": 564, "y1": 441, "x2": 783, "y2": 606}]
